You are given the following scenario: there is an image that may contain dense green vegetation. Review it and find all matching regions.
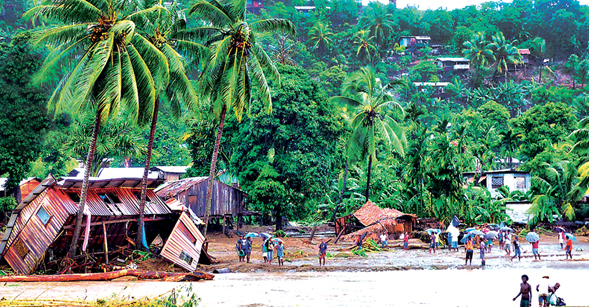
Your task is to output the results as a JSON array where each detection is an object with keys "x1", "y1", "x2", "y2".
[{"x1": 3, "y1": 0, "x2": 589, "y2": 230}]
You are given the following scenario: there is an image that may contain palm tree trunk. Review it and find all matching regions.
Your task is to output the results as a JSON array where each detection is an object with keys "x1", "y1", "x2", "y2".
[
  {"x1": 203, "y1": 106, "x2": 227, "y2": 238},
  {"x1": 365, "y1": 155, "x2": 372, "y2": 202},
  {"x1": 69, "y1": 111, "x2": 101, "y2": 256},
  {"x1": 331, "y1": 160, "x2": 349, "y2": 222},
  {"x1": 275, "y1": 202, "x2": 282, "y2": 231},
  {"x1": 137, "y1": 99, "x2": 159, "y2": 249}
]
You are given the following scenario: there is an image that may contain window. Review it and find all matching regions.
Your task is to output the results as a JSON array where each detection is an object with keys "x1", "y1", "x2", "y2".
[
  {"x1": 491, "y1": 176, "x2": 504, "y2": 189},
  {"x1": 98, "y1": 193, "x2": 121, "y2": 204},
  {"x1": 515, "y1": 177, "x2": 527, "y2": 190},
  {"x1": 67, "y1": 192, "x2": 80, "y2": 203},
  {"x1": 179, "y1": 250, "x2": 193, "y2": 266},
  {"x1": 36, "y1": 206, "x2": 51, "y2": 225},
  {"x1": 14, "y1": 239, "x2": 29, "y2": 259},
  {"x1": 188, "y1": 195, "x2": 197, "y2": 205}
]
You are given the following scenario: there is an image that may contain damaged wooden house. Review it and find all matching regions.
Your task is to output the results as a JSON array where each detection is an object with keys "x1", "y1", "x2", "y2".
[
  {"x1": 336, "y1": 201, "x2": 417, "y2": 242},
  {"x1": 0, "y1": 174, "x2": 206, "y2": 275},
  {"x1": 156, "y1": 177, "x2": 255, "y2": 231}
]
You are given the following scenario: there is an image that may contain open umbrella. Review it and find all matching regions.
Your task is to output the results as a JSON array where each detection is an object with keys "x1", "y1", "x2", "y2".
[
  {"x1": 460, "y1": 233, "x2": 474, "y2": 243},
  {"x1": 565, "y1": 233, "x2": 577, "y2": 242},
  {"x1": 500, "y1": 227, "x2": 513, "y2": 232},
  {"x1": 555, "y1": 227, "x2": 565, "y2": 233},
  {"x1": 526, "y1": 232, "x2": 540, "y2": 243},
  {"x1": 485, "y1": 231, "x2": 498, "y2": 240},
  {"x1": 465, "y1": 227, "x2": 477, "y2": 233},
  {"x1": 470, "y1": 230, "x2": 485, "y2": 237},
  {"x1": 488, "y1": 224, "x2": 500, "y2": 231},
  {"x1": 245, "y1": 233, "x2": 259, "y2": 238},
  {"x1": 427, "y1": 229, "x2": 441, "y2": 235},
  {"x1": 260, "y1": 232, "x2": 271, "y2": 240}
]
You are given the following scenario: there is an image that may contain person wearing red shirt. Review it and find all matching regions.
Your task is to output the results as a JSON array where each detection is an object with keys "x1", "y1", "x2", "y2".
[
  {"x1": 565, "y1": 236, "x2": 573, "y2": 260},
  {"x1": 531, "y1": 240, "x2": 541, "y2": 260}
]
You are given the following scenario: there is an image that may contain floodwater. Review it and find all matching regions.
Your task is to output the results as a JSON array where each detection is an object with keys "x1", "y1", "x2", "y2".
[{"x1": 195, "y1": 268, "x2": 589, "y2": 307}]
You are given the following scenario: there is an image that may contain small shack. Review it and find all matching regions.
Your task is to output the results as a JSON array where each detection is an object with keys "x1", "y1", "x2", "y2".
[
  {"x1": 156, "y1": 177, "x2": 252, "y2": 229},
  {"x1": 335, "y1": 201, "x2": 416, "y2": 241},
  {"x1": 0, "y1": 177, "x2": 41, "y2": 199},
  {"x1": 149, "y1": 166, "x2": 189, "y2": 182},
  {"x1": 0, "y1": 174, "x2": 205, "y2": 275}
]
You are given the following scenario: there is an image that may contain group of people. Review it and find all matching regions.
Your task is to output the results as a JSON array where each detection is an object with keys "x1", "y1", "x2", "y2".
[
  {"x1": 236, "y1": 235, "x2": 284, "y2": 266},
  {"x1": 557, "y1": 231, "x2": 574, "y2": 260},
  {"x1": 464, "y1": 234, "x2": 523, "y2": 266},
  {"x1": 514, "y1": 275, "x2": 562, "y2": 307}
]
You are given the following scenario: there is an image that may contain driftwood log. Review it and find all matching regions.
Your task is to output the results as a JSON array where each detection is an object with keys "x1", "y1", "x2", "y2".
[{"x1": 0, "y1": 270, "x2": 214, "y2": 282}]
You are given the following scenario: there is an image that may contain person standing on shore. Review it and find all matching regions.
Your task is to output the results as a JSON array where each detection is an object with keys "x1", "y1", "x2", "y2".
[
  {"x1": 465, "y1": 237, "x2": 474, "y2": 265},
  {"x1": 513, "y1": 274, "x2": 532, "y2": 307},
  {"x1": 558, "y1": 231, "x2": 565, "y2": 250},
  {"x1": 532, "y1": 240, "x2": 541, "y2": 261},
  {"x1": 504, "y1": 232, "x2": 512, "y2": 257},
  {"x1": 380, "y1": 232, "x2": 388, "y2": 248},
  {"x1": 245, "y1": 237, "x2": 252, "y2": 263},
  {"x1": 266, "y1": 238, "x2": 275, "y2": 265},
  {"x1": 565, "y1": 235, "x2": 573, "y2": 260},
  {"x1": 403, "y1": 232, "x2": 409, "y2": 250},
  {"x1": 479, "y1": 239, "x2": 486, "y2": 266},
  {"x1": 236, "y1": 236, "x2": 245, "y2": 262},
  {"x1": 276, "y1": 241, "x2": 284, "y2": 266},
  {"x1": 318, "y1": 239, "x2": 327, "y2": 266},
  {"x1": 511, "y1": 237, "x2": 522, "y2": 262},
  {"x1": 429, "y1": 233, "x2": 436, "y2": 254}
]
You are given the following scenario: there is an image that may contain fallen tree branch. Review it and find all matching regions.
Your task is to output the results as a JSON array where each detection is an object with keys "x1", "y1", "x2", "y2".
[{"x1": 0, "y1": 269, "x2": 214, "y2": 282}]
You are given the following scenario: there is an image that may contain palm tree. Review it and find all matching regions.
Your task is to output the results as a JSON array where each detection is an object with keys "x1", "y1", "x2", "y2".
[
  {"x1": 188, "y1": 0, "x2": 296, "y2": 237},
  {"x1": 498, "y1": 126, "x2": 522, "y2": 169},
  {"x1": 330, "y1": 67, "x2": 406, "y2": 202},
  {"x1": 308, "y1": 21, "x2": 333, "y2": 55},
  {"x1": 530, "y1": 161, "x2": 577, "y2": 225},
  {"x1": 131, "y1": 0, "x2": 202, "y2": 247},
  {"x1": 353, "y1": 30, "x2": 376, "y2": 65},
  {"x1": 27, "y1": 0, "x2": 167, "y2": 255},
  {"x1": 463, "y1": 32, "x2": 495, "y2": 68},
  {"x1": 528, "y1": 37, "x2": 548, "y2": 83},
  {"x1": 489, "y1": 32, "x2": 522, "y2": 80},
  {"x1": 358, "y1": 1, "x2": 394, "y2": 48},
  {"x1": 270, "y1": 32, "x2": 297, "y2": 66}
]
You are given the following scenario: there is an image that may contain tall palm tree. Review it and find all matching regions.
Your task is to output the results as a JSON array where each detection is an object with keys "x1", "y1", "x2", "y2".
[
  {"x1": 270, "y1": 32, "x2": 297, "y2": 66},
  {"x1": 530, "y1": 161, "x2": 577, "y2": 224},
  {"x1": 498, "y1": 126, "x2": 522, "y2": 170},
  {"x1": 27, "y1": 0, "x2": 166, "y2": 255},
  {"x1": 188, "y1": 0, "x2": 296, "y2": 237},
  {"x1": 528, "y1": 37, "x2": 547, "y2": 83},
  {"x1": 353, "y1": 30, "x2": 376, "y2": 65},
  {"x1": 130, "y1": 0, "x2": 202, "y2": 247},
  {"x1": 463, "y1": 32, "x2": 495, "y2": 68},
  {"x1": 489, "y1": 32, "x2": 522, "y2": 79},
  {"x1": 308, "y1": 21, "x2": 333, "y2": 56},
  {"x1": 330, "y1": 67, "x2": 406, "y2": 202},
  {"x1": 359, "y1": 1, "x2": 394, "y2": 48}
]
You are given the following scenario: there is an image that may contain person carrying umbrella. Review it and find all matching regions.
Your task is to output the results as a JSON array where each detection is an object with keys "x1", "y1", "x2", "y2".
[
  {"x1": 532, "y1": 240, "x2": 541, "y2": 261},
  {"x1": 504, "y1": 231, "x2": 512, "y2": 257},
  {"x1": 558, "y1": 229, "x2": 565, "y2": 250},
  {"x1": 479, "y1": 238, "x2": 486, "y2": 266},
  {"x1": 565, "y1": 234, "x2": 573, "y2": 260},
  {"x1": 266, "y1": 237, "x2": 275, "y2": 265},
  {"x1": 465, "y1": 237, "x2": 474, "y2": 265}
]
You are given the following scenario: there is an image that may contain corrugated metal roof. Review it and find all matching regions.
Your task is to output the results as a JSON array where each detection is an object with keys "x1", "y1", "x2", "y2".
[
  {"x1": 69, "y1": 168, "x2": 162, "y2": 180},
  {"x1": 0, "y1": 178, "x2": 41, "y2": 192},
  {"x1": 58, "y1": 176, "x2": 165, "y2": 189},
  {"x1": 519, "y1": 49, "x2": 531, "y2": 55},
  {"x1": 353, "y1": 201, "x2": 412, "y2": 227},
  {"x1": 155, "y1": 177, "x2": 208, "y2": 198},
  {"x1": 149, "y1": 166, "x2": 189, "y2": 174}
]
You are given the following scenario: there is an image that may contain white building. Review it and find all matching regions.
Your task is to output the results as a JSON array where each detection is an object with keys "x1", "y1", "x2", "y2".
[
  {"x1": 463, "y1": 169, "x2": 531, "y2": 199},
  {"x1": 435, "y1": 57, "x2": 470, "y2": 71}
]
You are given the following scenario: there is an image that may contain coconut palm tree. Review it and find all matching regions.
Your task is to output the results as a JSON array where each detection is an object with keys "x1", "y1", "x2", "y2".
[
  {"x1": 463, "y1": 32, "x2": 495, "y2": 69},
  {"x1": 308, "y1": 21, "x2": 333, "y2": 56},
  {"x1": 498, "y1": 126, "x2": 522, "y2": 170},
  {"x1": 358, "y1": 1, "x2": 394, "y2": 48},
  {"x1": 26, "y1": 0, "x2": 168, "y2": 255},
  {"x1": 330, "y1": 67, "x2": 406, "y2": 202},
  {"x1": 489, "y1": 32, "x2": 522, "y2": 80},
  {"x1": 130, "y1": 0, "x2": 203, "y2": 247},
  {"x1": 530, "y1": 160, "x2": 577, "y2": 225},
  {"x1": 353, "y1": 30, "x2": 376, "y2": 65},
  {"x1": 188, "y1": 0, "x2": 296, "y2": 237}
]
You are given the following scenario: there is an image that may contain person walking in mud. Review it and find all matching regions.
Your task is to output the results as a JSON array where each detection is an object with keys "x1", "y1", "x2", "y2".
[
  {"x1": 318, "y1": 239, "x2": 328, "y2": 266},
  {"x1": 511, "y1": 237, "x2": 522, "y2": 262},
  {"x1": 380, "y1": 232, "x2": 388, "y2": 248},
  {"x1": 276, "y1": 241, "x2": 284, "y2": 266},
  {"x1": 465, "y1": 237, "x2": 474, "y2": 265},
  {"x1": 403, "y1": 232, "x2": 409, "y2": 250},
  {"x1": 558, "y1": 231, "x2": 565, "y2": 250},
  {"x1": 245, "y1": 237, "x2": 252, "y2": 263},
  {"x1": 479, "y1": 238, "x2": 486, "y2": 266},
  {"x1": 565, "y1": 235, "x2": 573, "y2": 260},
  {"x1": 429, "y1": 233, "x2": 436, "y2": 254},
  {"x1": 513, "y1": 274, "x2": 532, "y2": 307}
]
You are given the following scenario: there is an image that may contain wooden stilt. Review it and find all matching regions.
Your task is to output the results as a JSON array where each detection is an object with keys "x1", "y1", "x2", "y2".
[{"x1": 102, "y1": 221, "x2": 109, "y2": 264}]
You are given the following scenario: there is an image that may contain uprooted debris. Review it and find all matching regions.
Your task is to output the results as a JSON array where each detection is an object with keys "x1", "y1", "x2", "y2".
[{"x1": 0, "y1": 269, "x2": 214, "y2": 282}]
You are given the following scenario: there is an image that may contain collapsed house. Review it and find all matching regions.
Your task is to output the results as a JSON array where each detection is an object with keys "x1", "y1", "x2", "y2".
[
  {"x1": 0, "y1": 174, "x2": 205, "y2": 275},
  {"x1": 156, "y1": 177, "x2": 255, "y2": 230},
  {"x1": 335, "y1": 201, "x2": 417, "y2": 242}
]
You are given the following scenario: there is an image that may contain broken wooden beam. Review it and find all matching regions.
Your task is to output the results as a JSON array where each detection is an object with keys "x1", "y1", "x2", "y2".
[{"x1": 0, "y1": 270, "x2": 214, "y2": 282}]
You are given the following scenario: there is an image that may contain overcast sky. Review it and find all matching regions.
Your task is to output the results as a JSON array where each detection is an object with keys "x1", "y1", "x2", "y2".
[{"x1": 362, "y1": 0, "x2": 589, "y2": 10}]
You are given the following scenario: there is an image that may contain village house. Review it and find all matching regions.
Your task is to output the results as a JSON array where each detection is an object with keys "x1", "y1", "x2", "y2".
[
  {"x1": 462, "y1": 169, "x2": 531, "y2": 199},
  {"x1": 398, "y1": 36, "x2": 431, "y2": 48},
  {"x1": 0, "y1": 174, "x2": 205, "y2": 275},
  {"x1": 435, "y1": 57, "x2": 470, "y2": 72},
  {"x1": 246, "y1": 0, "x2": 263, "y2": 13},
  {"x1": 156, "y1": 177, "x2": 252, "y2": 231},
  {"x1": 413, "y1": 82, "x2": 451, "y2": 99}
]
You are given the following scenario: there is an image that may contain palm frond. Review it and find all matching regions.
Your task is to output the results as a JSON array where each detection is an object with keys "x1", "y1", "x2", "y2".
[
  {"x1": 131, "y1": 33, "x2": 170, "y2": 91},
  {"x1": 127, "y1": 44, "x2": 156, "y2": 126},
  {"x1": 120, "y1": 50, "x2": 140, "y2": 123},
  {"x1": 251, "y1": 43, "x2": 279, "y2": 85},
  {"x1": 95, "y1": 49, "x2": 122, "y2": 120},
  {"x1": 188, "y1": 0, "x2": 233, "y2": 27},
  {"x1": 250, "y1": 19, "x2": 296, "y2": 37},
  {"x1": 32, "y1": 36, "x2": 90, "y2": 86},
  {"x1": 32, "y1": 23, "x2": 91, "y2": 47}
]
